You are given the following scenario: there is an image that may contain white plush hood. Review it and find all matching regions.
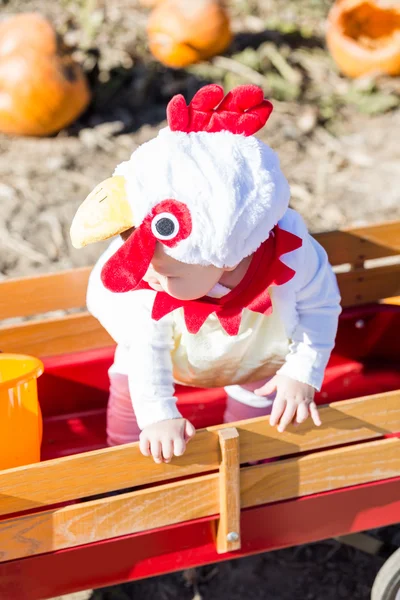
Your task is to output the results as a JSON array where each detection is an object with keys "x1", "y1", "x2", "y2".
[{"x1": 114, "y1": 127, "x2": 290, "y2": 268}]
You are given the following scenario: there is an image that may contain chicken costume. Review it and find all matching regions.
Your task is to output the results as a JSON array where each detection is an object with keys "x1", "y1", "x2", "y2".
[{"x1": 71, "y1": 84, "x2": 341, "y2": 434}]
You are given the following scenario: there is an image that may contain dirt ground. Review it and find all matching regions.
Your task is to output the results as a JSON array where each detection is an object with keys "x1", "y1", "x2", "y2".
[
  {"x1": 1, "y1": 0, "x2": 400, "y2": 280},
  {"x1": 1, "y1": 0, "x2": 400, "y2": 598}
]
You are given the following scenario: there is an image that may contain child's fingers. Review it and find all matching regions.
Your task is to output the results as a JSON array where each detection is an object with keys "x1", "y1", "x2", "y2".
[
  {"x1": 150, "y1": 439, "x2": 163, "y2": 464},
  {"x1": 309, "y1": 402, "x2": 321, "y2": 426},
  {"x1": 139, "y1": 436, "x2": 151, "y2": 457},
  {"x1": 295, "y1": 402, "x2": 309, "y2": 424},
  {"x1": 278, "y1": 401, "x2": 297, "y2": 432},
  {"x1": 269, "y1": 395, "x2": 286, "y2": 427},
  {"x1": 162, "y1": 439, "x2": 174, "y2": 463},
  {"x1": 173, "y1": 436, "x2": 186, "y2": 457},
  {"x1": 185, "y1": 420, "x2": 196, "y2": 441},
  {"x1": 254, "y1": 376, "x2": 277, "y2": 397}
]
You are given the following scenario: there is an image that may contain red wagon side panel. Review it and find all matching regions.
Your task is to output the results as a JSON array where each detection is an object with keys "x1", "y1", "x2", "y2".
[{"x1": 1, "y1": 477, "x2": 399, "y2": 600}]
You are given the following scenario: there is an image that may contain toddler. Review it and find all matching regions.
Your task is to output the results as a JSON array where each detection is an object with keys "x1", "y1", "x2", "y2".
[{"x1": 70, "y1": 84, "x2": 341, "y2": 464}]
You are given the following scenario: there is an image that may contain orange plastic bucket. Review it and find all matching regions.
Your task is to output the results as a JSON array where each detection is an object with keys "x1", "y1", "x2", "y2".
[{"x1": 0, "y1": 354, "x2": 43, "y2": 470}]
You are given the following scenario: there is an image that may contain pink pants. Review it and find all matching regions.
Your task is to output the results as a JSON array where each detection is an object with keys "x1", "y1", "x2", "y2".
[{"x1": 107, "y1": 372, "x2": 274, "y2": 447}]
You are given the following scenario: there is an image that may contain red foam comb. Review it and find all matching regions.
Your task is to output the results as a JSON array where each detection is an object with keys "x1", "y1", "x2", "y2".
[{"x1": 167, "y1": 84, "x2": 273, "y2": 136}]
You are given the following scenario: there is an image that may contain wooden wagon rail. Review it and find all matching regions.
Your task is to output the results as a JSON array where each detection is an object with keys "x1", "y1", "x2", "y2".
[
  {"x1": 0, "y1": 389, "x2": 398, "y2": 563},
  {"x1": 1, "y1": 435, "x2": 400, "y2": 563},
  {"x1": 0, "y1": 390, "x2": 397, "y2": 516}
]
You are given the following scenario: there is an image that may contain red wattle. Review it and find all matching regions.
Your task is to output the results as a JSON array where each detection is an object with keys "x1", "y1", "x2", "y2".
[
  {"x1": 133, "y1": 226, "x2": 303, "y2": 336},
  {"x1": 101, "y1": 225, "x2": 156, "y2": 293}
]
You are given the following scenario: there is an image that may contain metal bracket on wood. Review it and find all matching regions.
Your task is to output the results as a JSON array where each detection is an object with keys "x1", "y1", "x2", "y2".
[{"x1": 215, "y1": 427, "x2": 241, "y2": 554}]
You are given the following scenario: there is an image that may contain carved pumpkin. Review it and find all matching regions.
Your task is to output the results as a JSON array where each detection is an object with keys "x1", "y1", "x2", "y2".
[
  {"x1": 147, "y1": 0, "x2": 232, "y2": 68},
  {"x1": 0, "y1": 13, "x2": 91, "y2": 136},
  {"x1": 326, "y1": 0, "x2": 400, "y2": 77}
]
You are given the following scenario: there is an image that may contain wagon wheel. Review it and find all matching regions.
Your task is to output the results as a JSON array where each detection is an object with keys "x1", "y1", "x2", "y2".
[{"x1": 371, "y1": 548, "x2": 400, "y2": 600}]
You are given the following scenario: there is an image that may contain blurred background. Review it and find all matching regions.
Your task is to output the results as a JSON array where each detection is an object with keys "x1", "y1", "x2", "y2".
[
  {"x1": 1, "y1": 0, "x2": 399, "y2": 281},
  {"x1": 0, "y1": 0, "x2": 399, "y2": 598}
]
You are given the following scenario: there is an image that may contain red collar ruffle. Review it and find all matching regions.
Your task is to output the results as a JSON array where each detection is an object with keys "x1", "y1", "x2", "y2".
[{"x1": 133, "y1": 225, "x2": 302, "y2": 336}]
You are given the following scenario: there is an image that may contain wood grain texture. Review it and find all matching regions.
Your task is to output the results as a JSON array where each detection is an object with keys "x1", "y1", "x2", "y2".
[
  {"x1": 216, "y1": 428, "x2": 241, "y2": 554},
  {"x1": 1, "y1": 437, "x2": 399, "y2": 563},
  {"x1": 241, "y1": 437, "x2": 400, "y2": 508},
  {"x1": 0, "y1": 473, "x2": 219, "y2": 563},
  {"x1": 314, "y1": 221, "x2": 400, "y2": 266},
  {"x1": 0, "y1": 427, "x2": 220, "y2": 517},
  {"x1": 0, "y1": 267, "x2": 91, "y2": 320},
  {"x1": 337, "y1": 264, "x2": 400, "y2": 307},
  {"x1": 0, "y1": 313, "x2": 113, "y2": 356},
  {"x1": 220, "y1": 389, "x2": 400, "y2": 469},
  {"x1": 0, "y1": 391, "x2": 398, "y2": 517}
]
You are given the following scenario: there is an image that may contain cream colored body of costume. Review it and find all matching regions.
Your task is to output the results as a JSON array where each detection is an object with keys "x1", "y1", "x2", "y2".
[
  {"x1": 171, "y1": 298, "x2": 289, "y2": 389},
  {"x1": 105, "y1": 301, "x2": 284, "y2": 446}
]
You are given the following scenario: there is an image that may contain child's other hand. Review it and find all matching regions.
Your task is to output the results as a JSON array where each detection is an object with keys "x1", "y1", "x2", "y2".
[
  {"x1": 139, "y1": 418, "x2": 196, "y2": 464},
  {"x1": 254, "y1": 374, "x2": 320, "y2": 432}
]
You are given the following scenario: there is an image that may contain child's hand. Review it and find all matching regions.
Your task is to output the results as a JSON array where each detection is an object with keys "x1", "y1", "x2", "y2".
[
  {"x1": 254, "y1": 374, "x2": 320, "y2": 432},
  {"x1": 139, "y1": 418, "x2": 196, "y2": 464}
]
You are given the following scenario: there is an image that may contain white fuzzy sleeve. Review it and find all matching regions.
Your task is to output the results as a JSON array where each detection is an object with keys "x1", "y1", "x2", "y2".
[
  {"x1": 86, "y1": 240, "x2": 181, "y2": 429},
  {"x1": 126, "y1": 311, "x2": 182, "y2": 429},
  {"x1": 276, "y1": 211, "x2": 342, "y2": 390}
]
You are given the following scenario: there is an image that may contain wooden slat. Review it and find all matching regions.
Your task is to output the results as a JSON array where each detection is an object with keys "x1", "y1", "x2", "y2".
[
  {"x1": 337, "y1": 263, "x2": 400, "y2": 307},
  {"x1": 0, "y1": 437, "x2": 399, "y2": 563},
  {"x1": 0, "y1": 267, "x2": 91, "y2": 320},
  {"x1": 0, "y1": 391, "x2": 398, "y2": 517},
  {"x1": 0, "y1": 313, "x2": 113, "y2": 356},
  {"x1": 216, "y1": 428, "x2": 241, "y2": 554},
  {"x1": 314, "y1": 221, "x2": 400, "y2": 266},
  {"x1": 241, "y1": 437, "x2": 400, "y2": 508},
  {"x1": 0, "y1": 473, "x2": 219, "y2": 563}
]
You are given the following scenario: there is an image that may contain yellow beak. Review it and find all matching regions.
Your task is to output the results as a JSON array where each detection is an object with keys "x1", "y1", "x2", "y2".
[{"x1": 70, "y1": 176, "x2": 134, "y2": 249}]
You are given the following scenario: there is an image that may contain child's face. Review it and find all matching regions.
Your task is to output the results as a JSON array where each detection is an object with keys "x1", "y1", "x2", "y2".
[
  {"x1": 120, "y1": 229, "x2": 224, "y2": 300},
  {"x1": 144, "y1": 242, "x2": 224, "y2": 300}
]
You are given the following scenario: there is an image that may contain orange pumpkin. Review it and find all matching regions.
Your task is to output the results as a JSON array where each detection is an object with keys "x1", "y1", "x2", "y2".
[
  {"x1": 147, "y1": 0, "x2": 232, "y2": 68},
  {"x1": 0, "y1": 13, "x2": 91, "y2": 136},
  {"x1": 326, "y1": 0, "x2": 400, "y2": 77}
]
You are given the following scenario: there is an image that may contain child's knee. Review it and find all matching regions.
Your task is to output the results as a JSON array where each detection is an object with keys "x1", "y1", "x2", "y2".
[{"x1": 223, "y1": 382, "x2": 274, "y2": 423}]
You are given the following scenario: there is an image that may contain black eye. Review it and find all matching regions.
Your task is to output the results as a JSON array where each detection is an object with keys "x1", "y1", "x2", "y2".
[
  {"x1": 156, "y1": 218, "x2": 175, "y2": 237},
  {"x1": 151, "y1": 213, "x2": 180, "y2": 240}
]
